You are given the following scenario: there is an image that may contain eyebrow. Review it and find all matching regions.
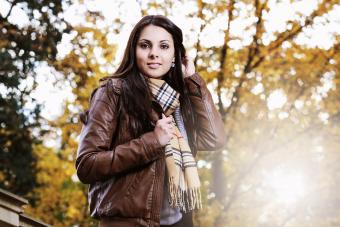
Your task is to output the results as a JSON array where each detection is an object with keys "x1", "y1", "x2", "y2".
[{"x1": 138, "y1": 39, "x2": 170, "y2": 43}]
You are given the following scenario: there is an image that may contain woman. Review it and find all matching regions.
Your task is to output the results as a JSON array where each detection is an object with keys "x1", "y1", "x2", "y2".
[{"x1": 76, "y1": 15, "x2": 226, "y2": 227}]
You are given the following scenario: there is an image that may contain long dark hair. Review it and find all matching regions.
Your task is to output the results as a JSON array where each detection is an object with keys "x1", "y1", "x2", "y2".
[{"x1": 103, "y1": 15, "x2": 195, "y2": 144}]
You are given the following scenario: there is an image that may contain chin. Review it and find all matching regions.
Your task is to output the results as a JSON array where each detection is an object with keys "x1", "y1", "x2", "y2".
[{"x1": 144, "y1": 72, "x2": 166, "y2": 79}]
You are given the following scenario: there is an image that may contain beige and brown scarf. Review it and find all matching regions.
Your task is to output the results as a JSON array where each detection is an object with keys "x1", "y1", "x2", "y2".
[{"x1": 147, "y1": 77, "x2": 202, "y2": 212}]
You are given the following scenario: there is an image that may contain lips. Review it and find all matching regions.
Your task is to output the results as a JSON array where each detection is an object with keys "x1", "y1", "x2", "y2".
[{"x1": 147, "y1": 62, "x2": 161, "y2": 69}]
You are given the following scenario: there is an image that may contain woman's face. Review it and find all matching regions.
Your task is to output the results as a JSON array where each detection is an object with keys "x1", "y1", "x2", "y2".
[{"x1": 136, "y1": 25, "x2": 175, "y2": 79}]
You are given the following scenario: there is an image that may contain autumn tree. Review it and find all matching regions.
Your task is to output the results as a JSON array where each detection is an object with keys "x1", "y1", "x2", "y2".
[{"x1": 0, "y1": 0, "x2": 70, "y2": 196}]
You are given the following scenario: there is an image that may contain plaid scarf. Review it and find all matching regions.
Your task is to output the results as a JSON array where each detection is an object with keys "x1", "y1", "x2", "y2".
[{"x1": 147, "y1": 77, "x2": 202, "y2": 212}]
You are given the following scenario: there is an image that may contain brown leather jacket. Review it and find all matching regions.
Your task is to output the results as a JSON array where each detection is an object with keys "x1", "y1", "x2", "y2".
[{"x1": 76, "y1": 73, "x2": 226, "y2": 227}]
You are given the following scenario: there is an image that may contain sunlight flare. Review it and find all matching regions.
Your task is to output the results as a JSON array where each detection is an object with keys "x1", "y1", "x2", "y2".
[{"x1": 264, "y1": 170, "x2": 306, "y2": 205}]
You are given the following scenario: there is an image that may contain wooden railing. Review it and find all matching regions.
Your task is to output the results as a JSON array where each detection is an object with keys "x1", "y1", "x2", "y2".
[{"x1": 0, "y1": 188, "x2": 50, "y2": 227}]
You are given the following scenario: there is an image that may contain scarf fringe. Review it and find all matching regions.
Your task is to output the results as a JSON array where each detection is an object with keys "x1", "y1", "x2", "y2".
[{"x1": 168, "y1": 176, "x2": 202, "y2": 213}]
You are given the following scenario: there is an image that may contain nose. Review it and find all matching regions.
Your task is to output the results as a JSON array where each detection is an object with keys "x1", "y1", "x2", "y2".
[{"x1": 148, "y1": 47, "x2": 159, "y2": 59}]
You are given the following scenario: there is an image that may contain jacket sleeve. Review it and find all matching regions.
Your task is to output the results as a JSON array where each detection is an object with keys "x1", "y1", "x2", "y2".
[
  {"x1": 75, "y1": 83, "x2": 164, "y2": 184},
  {"x1": 184, "y1": 73, "x2": 227, "y2": 151}
]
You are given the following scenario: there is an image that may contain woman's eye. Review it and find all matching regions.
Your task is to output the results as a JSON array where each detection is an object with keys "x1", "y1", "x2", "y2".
[
  {"x1": 139, "y1": 43, "x2": 150, "y2": 49},
  {"x1": 160, "y1": 44, "x2": 169, "y2": 49}
]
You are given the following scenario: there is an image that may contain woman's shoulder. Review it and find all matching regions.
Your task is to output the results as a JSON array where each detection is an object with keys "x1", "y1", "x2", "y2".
[
  {"x1": 87, "y1": 77, "x2": 124, "y2": 107},
  {"x1": 80, "y1": 78, "x2": 123, "y2": 124},
  {"x1": 99, "y1": 76, "x2": 124, "y2": 95}
]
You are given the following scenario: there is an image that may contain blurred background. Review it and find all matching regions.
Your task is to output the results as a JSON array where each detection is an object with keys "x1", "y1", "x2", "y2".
[{"x1": 0, "y1": 0, "x2": 339, "y2": 226}]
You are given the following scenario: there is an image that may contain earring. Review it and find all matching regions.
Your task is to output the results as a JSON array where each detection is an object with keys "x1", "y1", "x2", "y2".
[{"x1": 171, "y1": 62, "x2": 175, "y2": 67}]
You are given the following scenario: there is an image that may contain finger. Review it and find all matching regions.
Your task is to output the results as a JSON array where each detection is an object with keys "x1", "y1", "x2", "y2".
[{"x1": 162, "y1": 116, "x2": 173, "y2": 124}]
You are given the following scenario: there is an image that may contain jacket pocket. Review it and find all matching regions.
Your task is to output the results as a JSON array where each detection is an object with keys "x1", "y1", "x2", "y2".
[
  {"x1": 98, "y1": 162, "x2": 156, "y2": 218},
  {"x1": 98, "y1": 172, "x2": 137, "y2": 214}
]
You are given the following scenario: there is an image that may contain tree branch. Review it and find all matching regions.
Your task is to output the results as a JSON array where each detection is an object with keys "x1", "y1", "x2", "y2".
[
  {"x1": 222, "y1": 0, "x2": 336, "y2": 125},
  {"x1": 215, "y1": 0, "x2": 235, "y2": 121},
  {"x1": 223, "y1": 0, "x2": 267, "y2": 121},
  {"x1": 193, "y1": 0, "x2": 205, "y2": 68},
  {"x1": 250, "y1": 0, "x2": 337, "y2": 71},
  {"x1": 5, "y1": 0, "x2": 19, "y2": 19},
  {"x1": 244, "y1": 0, "x2": 268, "y2": 73}
]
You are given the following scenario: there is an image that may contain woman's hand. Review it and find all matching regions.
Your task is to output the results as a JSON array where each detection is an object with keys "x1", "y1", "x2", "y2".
[
  {"x1": 181, "y1": 55, "x2": 195, "y2": 78},
  {"x1": 154, "y1": 114, "x2": 175, "y2": 146}
]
